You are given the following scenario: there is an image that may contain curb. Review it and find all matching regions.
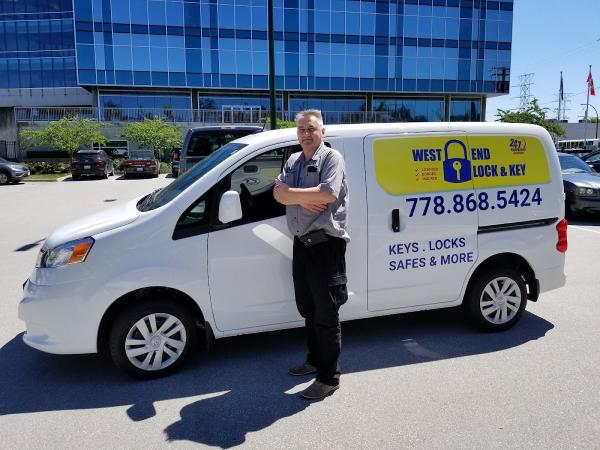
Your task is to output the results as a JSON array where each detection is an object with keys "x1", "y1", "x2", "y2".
[{"x1": 26, "y1": 175, "x2": 71, "y2": 182}]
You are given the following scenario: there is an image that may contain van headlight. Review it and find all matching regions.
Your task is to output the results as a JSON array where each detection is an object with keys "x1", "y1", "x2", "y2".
[{"x1": 38, "y1": 237, "x2": 95, "y2": 268}]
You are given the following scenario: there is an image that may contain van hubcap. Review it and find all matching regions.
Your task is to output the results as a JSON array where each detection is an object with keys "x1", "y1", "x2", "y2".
[
  {"x1": 479, "y1": 277, "x2": 521, "y2": 324},
  {"x1": 124, "y1": 313, "x2": 187, "y2": 371}
]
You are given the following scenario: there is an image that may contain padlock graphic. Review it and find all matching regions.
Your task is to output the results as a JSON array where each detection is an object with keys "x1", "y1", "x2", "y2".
[{"x1": 442, "y1": 139, "x2": 472, "y2": 183}]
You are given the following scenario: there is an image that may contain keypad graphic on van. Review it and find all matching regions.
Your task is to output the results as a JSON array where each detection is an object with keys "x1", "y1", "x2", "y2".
[{"x1": 373, "y1": 135, "x2": 551, "y2": 195}]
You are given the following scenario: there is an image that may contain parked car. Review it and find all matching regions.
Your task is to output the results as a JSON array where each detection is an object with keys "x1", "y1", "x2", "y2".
[
  {"x1": 171, "y1": 148, "x2": 181, "y2": 177},
  {"x1": 558, "y1": 152, "x2": 600, "y2": 216},
  {"x1": 0, "y1": 157, "x2": 29, "y2": 185},
  {"x1": 178, "y1": 125, "x2": 263, "y2": 176},
  {"x1": 581, "y1": 150, "x2": 600, "y2": 172},
  {"x1": 71, "y1": 150, "x2": 114, "y2": 180},
  {"x1": 123, "y1": 150, "x2": 160, "y2": 178}
]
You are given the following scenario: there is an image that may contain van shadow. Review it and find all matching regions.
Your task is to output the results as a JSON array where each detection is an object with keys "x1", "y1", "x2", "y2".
[{"x1": 0, "y1": 309, "x2": 552, "y2": 448}]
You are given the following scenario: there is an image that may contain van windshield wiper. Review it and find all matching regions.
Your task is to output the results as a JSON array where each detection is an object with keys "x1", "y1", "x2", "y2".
[{"x1": 139, "y1": 188, "x2": 162, "y2": 211}]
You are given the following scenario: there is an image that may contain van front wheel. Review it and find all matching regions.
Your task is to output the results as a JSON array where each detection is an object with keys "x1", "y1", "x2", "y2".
[
  {"x1": 464, "y1": 268, "x2": 527, "y2": 331},
  {"x1": 109, "y1": 300, "x2": 197, "y2": 378}
]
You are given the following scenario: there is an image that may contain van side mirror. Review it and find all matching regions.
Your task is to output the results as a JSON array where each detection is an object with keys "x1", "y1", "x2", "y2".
[{"x1": 218, "y1": 190, "x2": 243, "y2": 224}]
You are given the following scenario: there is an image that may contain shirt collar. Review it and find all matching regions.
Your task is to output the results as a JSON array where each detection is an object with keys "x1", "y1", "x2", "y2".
[{"x1": 301, "y1": 142, "x2": 326, "y2": 164}]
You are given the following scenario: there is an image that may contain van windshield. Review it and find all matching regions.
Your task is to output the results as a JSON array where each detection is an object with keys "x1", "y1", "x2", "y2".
[{"x1": 138, "y1": 142, "x2": 247, "y2": 211}]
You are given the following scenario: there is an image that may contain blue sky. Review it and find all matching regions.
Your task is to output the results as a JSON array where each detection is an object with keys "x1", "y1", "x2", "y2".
[{"x1": 486, "y1": 0, "x2": 600, "y2": 123}]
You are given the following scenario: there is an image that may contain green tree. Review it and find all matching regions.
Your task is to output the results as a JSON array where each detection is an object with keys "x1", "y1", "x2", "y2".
[
  {"x1": 122, "y1": 118, "x2": 183, "y2": 158},
  {"x1": 496, "y1": 98, "x2": 565, "y2": 137},
  {"x1": 20, "y1": 117, "x2": 109, "y2": 156}
]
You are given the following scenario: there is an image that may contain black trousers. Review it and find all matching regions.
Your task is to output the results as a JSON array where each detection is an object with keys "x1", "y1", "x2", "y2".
[{"x1": 293, "y1": 234, "x2": 348, "y2": 386}]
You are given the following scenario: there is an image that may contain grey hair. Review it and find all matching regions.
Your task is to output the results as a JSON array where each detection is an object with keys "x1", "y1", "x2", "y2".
[{"x1": 294, "y1": 109, "x2": 324, "y2": 126}]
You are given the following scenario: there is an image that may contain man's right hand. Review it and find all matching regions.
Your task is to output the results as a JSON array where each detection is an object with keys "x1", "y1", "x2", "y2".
[{"x1": 299, "y1": 202, "x2": 328, "y2": 213}]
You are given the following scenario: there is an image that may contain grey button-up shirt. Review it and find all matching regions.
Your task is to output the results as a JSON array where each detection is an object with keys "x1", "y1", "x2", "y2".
[{"x1": 278, "y1": 143, "x2": 349, "y2": 242}]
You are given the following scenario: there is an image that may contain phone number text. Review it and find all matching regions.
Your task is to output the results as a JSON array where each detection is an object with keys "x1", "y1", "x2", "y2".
[{"x1": 406, "y1": 188, "x2": 542, "y2": 217}]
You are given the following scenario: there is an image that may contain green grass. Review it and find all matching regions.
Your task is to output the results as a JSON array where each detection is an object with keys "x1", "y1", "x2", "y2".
[{"x1": 27, "y1": 173, "x2": 70, "y2": 180}]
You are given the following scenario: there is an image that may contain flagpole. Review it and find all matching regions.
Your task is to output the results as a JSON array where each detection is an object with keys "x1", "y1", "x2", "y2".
[
  {"x1": 558, "y1": 71, "x2": 562, "y2": 121},
  {"x1": 585, "y1": 65, "x2": 591, "y2": 149}
]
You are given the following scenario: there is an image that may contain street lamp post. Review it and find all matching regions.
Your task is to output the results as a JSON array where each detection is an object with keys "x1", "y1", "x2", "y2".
[
  {"x1": 267, "y1": 0, "x2": 277, "y2": 130},
  {"x1": 581, "y1": 103, "x2": 599, "y2": 140}
]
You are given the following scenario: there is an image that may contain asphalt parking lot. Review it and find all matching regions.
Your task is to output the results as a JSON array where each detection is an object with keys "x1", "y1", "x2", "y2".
[{"x1": 1, "y1": 177, "x2": 600, "y2": 449}]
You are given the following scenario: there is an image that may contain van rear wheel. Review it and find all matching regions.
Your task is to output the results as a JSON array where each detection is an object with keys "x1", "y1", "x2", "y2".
[
  {"x1": 109, "y1": 299, "x2": 197, "y2": 378},
  {"x1": 464, "y1": 268, "x2": 527, "y2": 331}
]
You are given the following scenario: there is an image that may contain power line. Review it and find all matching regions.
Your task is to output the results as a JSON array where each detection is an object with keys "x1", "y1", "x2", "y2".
[{"x1": 520, "y1": 38, "x2": 600, "y2": 72}]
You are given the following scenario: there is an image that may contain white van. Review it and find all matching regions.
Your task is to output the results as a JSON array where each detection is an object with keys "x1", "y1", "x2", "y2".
[{"x1": 19, "y1": 123, "x2": 567, "y2": 378}]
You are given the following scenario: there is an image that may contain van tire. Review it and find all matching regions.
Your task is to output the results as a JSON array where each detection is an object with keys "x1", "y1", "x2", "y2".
[
  {"x1": 108, "y1": 299, "x2": 197, "y2": 379},
  {"x1": 464, "y1": 268, "x2": 527, "y2": 331}
]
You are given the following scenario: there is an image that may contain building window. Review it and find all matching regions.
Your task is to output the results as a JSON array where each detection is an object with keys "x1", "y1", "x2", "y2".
[
  {"x1": 449, "y1": 99, "x2": 481, "y2": 122},
  {"x1": 372, "y1": 97, "x2": 444, "y2": 122},
  {"x1": 99, "y1": 92, "x2": 192, "y2": 121}
]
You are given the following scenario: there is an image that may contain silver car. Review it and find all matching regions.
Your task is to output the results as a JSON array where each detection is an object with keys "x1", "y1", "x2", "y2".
[{"x1": 0, "y1": 157, "x2": 29, "y2": 185}]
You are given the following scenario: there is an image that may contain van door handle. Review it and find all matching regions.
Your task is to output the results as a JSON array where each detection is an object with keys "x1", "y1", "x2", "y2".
[{"x1": 391, "y1": 209, "x2": 400, "y2": 232}]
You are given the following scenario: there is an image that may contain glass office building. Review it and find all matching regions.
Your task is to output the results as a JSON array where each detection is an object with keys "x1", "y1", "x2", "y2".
[
  {"x1": 0, "y1": 0, "x2": 77, "y2": 88},
  {"x1": 1, "y1": 0, "x2": 514, "y2": 123}
]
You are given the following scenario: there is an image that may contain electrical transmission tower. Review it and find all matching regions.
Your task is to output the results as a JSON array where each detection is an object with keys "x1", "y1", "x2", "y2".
[
  {"x1": 492, "y1": 66, "x2": 510, "y2": 93},
  {"x1": 518, "y1": 73, "x2": 534, "y2": 110}
]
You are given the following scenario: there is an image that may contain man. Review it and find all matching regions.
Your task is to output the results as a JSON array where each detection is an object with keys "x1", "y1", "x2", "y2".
[{"x1": 273, "y1": 109, "x2": 349, "y2": 400}]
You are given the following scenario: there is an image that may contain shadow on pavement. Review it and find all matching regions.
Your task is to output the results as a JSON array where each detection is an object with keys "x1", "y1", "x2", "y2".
[{"x1": 0, "y1": 308, "x2": 553, "y2": 448}]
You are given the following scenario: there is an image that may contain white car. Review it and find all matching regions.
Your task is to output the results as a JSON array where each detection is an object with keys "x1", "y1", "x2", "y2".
[{"x1": 20, "y1": 122, "x2": 567, "y2": 378}]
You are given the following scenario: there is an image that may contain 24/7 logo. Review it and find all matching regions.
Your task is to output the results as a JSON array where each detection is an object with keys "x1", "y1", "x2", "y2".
[{"x1": 509, "y1": 138, "x2": 527, "y2": 154}]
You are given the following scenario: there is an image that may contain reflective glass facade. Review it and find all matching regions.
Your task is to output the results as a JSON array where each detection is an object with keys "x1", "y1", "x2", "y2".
[
  {"x1": 197, "y1": 94, "x2": 282, "y2": 110},
  {"x1": 0, "y1": 0, "x2": 77, "y2": 88},
  {"x1": 3, "y1": 0, "x2": 513, "y2": 123},
  {"x1": 373, "y1": 97, "x2": 444, "y2": 121},
  {"x1": 72, "y1": 0, "x2": 512, "y2": 94}
]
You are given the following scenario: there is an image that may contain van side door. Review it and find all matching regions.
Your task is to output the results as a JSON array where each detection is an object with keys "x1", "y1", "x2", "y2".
[{"x1": 364, "y1": 133, "x2": 479, "y2": 311}]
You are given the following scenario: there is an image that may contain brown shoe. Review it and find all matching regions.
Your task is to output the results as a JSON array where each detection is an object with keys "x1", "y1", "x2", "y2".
[
  {"x1": 300, "y1": 381, "x2": 339, "y2": 399},
  {"x1": 288, "y1": 361, "x2": 317, "y2": 376}
]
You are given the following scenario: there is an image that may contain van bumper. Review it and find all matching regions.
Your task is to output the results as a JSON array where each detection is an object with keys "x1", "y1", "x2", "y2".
[
  {"x1": 536, "y1": 265, "x2": 567, "y2": 294},
  {"x1": 18, "y1": 277, "x2": 100, "y2": 354}
]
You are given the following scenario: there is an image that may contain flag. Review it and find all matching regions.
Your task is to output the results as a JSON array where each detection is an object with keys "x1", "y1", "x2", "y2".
[
  {"x1": 588, "y1": 68, "x2": 596, "y2": 96},
  {"x1": 559, "y1": 73, "x2": 564, "y2": 100}
]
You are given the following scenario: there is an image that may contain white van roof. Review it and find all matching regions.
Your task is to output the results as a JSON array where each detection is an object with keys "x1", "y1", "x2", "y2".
[{"x1": 234, "y1": 122, "x2": 550, "y2": 148}]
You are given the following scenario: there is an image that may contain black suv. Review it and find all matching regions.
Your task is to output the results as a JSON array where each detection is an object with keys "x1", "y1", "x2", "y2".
[
  {"x1": 178, "y1": 125, "x2": 262, "y2": 176},
  {"x1": 71, "y1": 149, "x2": 114, "y2": 180}
]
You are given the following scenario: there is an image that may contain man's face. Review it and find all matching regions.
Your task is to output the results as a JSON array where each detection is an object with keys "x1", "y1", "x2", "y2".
[{"x1": 297, "y1": 116, "x2": 325, "y2": 153}]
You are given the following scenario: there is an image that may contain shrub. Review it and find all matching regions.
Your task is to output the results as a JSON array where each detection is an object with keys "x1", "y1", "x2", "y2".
[
  {"x1": 276, "y1": 120, "x2": 296, "y2": 129},
  {"x1": 160, "y1": 162, "x2": 171, "y2": 173},
  {"x1": 112, "y1": 158, "x2": 125, "y2": 172},
  {"x1": 26, "y1": 161, "x2": 70, "y2": 174}
]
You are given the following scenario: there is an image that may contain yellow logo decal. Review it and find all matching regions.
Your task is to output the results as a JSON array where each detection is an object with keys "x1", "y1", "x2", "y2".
[{"x1": 373, "y1": 135, "x2": 550, "y2": 195}]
